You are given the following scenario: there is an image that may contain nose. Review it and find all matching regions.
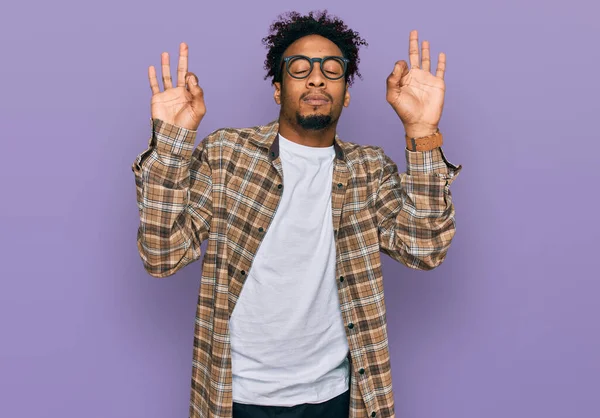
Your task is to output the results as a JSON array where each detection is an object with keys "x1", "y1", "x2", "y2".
[{"x1": 306, "y1": 64, "x2": 326, "y2": 87}]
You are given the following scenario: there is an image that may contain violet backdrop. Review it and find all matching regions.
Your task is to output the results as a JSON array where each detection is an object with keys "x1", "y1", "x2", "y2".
[{"x1": 1, "y1": 0, "x2": 598, "y2": 417}]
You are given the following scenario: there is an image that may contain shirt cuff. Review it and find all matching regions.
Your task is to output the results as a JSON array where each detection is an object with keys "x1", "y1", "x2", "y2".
[
  {"x1": 405, "y1": 146, "x2": 463, "y2": 184},
  {"x1": 152, "y1": 118, "x2": 197, "y2": 160}
]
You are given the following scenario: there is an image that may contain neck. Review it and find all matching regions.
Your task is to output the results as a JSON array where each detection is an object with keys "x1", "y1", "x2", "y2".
[{"x1": 277, "y1": 112, "x2": 337, "y2": 148}]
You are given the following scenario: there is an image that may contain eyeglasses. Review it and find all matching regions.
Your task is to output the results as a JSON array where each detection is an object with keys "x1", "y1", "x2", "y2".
[{"x1": 281, "y1": 55, "x2": 350, "y2": 81}]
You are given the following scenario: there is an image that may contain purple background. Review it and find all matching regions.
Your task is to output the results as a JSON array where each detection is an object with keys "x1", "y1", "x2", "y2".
[{"x1": 1, "y1": 0, "x2": 598, "y2": 417}]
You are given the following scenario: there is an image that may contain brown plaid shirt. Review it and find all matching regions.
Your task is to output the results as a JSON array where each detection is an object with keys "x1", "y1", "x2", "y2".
[{"x1": 131, "y1": 117, "x2": 462, "y2": 418}]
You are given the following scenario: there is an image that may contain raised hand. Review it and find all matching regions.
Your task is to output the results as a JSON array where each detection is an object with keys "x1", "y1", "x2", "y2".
[
  {"x1": 148, "y1": 42, "x2": 206, "y2": 131},
  {"x1": 386, "y1": 30, "x2": 446, "y2": 138}
]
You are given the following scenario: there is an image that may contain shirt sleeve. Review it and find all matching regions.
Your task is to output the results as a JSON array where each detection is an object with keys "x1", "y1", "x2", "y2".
[
  {"x1": 131, "y1": 118, "x2": 213, "y2": 278},
  {"x1": 375, "y1": 145, "x2": 462, "y2": 270}
]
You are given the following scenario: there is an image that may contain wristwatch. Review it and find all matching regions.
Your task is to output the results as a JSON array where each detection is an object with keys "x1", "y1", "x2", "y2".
[{"x1": 405, "y1": 128, "x2": 443, "y2": 151}]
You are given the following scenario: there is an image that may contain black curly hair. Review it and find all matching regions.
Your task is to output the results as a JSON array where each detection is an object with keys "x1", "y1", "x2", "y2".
[{"x1": 262, "y1": 10, "x2": 368, "y2": 87}]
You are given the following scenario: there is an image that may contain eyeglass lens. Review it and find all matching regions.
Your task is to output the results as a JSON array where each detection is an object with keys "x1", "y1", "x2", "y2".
[{"x1": 288, "y1": 57, "x2": 345, "y2": 79}]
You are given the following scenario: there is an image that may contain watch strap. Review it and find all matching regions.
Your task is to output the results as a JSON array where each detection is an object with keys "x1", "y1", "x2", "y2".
[{"x1": 405, "y1": 128, "x2": 443, "y2": 151}]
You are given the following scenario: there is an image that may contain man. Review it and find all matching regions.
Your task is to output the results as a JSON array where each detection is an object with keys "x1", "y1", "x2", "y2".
[{"x1": 132, "y1": 10, "x2": 462, "y2": 418}]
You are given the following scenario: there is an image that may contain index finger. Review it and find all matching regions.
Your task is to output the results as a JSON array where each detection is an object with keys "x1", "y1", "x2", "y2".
[
  {"x1": 408, "y1": 30, "x2": 420, "y2": 69},
  {"x1": 177, "y1": 42, "x2": 188, "y2": 88}
]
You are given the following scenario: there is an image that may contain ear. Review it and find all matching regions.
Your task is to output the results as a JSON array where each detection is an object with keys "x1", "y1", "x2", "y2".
[
  {"x1": 273, "y1": 81, "x2": 281, "y2": 105},
  {"x1": 343, "y1": 84, "x2": 351, "y2": 107}
]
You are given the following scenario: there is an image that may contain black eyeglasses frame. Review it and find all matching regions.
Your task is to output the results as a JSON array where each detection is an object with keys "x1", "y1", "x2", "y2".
[{"x1": 280, "y1": 55, "x2": 350, "y2": 81}]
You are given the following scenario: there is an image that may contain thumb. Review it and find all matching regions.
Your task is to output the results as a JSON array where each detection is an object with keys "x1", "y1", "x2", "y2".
[
  {"x1": 186, "y1": 72, "x2": 203, "y2": 97},
  {"x1": 387, "y1": 60, "x2": 409, "y2": 87}
]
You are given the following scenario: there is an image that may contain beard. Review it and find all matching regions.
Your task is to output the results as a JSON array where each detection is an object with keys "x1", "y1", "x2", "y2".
[
  {"x1": 295, "y1": 111, "x2": 333, "y2": 131},
  {"x1": 279, "y1": 81, "x2": 341, "y2": 131}
]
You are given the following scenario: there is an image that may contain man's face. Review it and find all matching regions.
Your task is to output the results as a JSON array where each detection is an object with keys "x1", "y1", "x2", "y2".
[{"x1": 274, "y1": 34, "x2": 351, "y2": 131}]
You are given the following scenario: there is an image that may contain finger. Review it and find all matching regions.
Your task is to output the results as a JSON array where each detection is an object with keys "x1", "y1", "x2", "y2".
[
  {"x1": 187, "y1": 73, "x2": 203, "y2": 97},
  {"x1": 148, "y1": 65, "x2": 160, "y2": 95},
  {"x1": 161, "y1": 52, "x2": 173, "y2": 89},
  {"x1": 422, "y1": 40, "x2": 431, "y2": 73},
  {"x1": 186, "y1": 73, "x2": 205, "y2": 114},
  {"x1": 436, "y1": 52, "x2": 446, "y2": 79},
  {"x1": 186, "y1": 72, "x2": 199, "y2": 89},
  {"x1": 387, "y1": 61, "x2": 409, "y2": 91},
  {"x1": 409, "y1": 30, "x2": 420, "y2": 69},
  {"x1": 392, "y1": 60, "x2": 408, "y2": 80},
  {"x1": 177, "y1": 42, "x2": 188, "y2": 88}
]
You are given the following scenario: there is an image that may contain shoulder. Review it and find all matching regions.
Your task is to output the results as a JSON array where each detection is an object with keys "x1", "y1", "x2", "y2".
[
  {"x1": 339, "y1": 140, "x2": 390, "y2": 168},
  {"x1": 200, "y1": 120, "x2": 277, "y2": 148}
]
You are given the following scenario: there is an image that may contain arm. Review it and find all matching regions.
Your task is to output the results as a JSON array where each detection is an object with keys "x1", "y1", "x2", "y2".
[
  {"x1": 131, "y1": 118, "x2": 213, "y2": 278},
  {"x1": 375, "y1": 145, "x2": 462, "y2": 270}
]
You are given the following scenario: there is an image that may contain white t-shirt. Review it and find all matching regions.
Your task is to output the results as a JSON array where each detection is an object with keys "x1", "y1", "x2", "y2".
[{"x1": 229, "y1": 132, "x2": 350, "y2": 406}]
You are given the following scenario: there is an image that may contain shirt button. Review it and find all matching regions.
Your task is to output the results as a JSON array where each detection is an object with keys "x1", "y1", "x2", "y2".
[
  {"x1": 348, "y1": 323, "x2": 354, "y2": 329},
  {"x1": 277, "y1": 184, "x2": 283, "y2": 189},
  {"x1": 371, "y1": 412, "x2": 377, "y2": 417},
  {"x1": 359, "y1": 368, "x2": 365, "y2": 375},
  {"x1": 337, "y1": 183, "x2": 343, "y2": 188},
  {"x1": 241, "y1": 270, "x2": 246, "y2": 275},
  {"x1": 258, "y1": 227, "x2": 264, "y2": 232},
  {"x1": 339, "y1": 276, "x2": 344, "y2": 282}
]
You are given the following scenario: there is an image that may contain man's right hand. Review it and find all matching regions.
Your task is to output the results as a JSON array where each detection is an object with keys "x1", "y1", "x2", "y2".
[{"x1": 148, "y1": 42, "x2": 206, "y2": 131}]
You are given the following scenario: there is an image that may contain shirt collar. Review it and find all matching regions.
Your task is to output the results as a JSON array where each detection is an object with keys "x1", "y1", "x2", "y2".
[{"x1": 248, "y1": 118, "x2": 347, "y2": 162}]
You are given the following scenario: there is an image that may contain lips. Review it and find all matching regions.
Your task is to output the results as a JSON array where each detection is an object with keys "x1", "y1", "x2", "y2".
[{"x1": 303, "y1": 94, "x2": 330, "y2": 105}]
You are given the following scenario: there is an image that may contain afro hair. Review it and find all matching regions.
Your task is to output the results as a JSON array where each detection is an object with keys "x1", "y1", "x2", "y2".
[{"x1": 262, "y1": 10, "x2": 368, "y2": 87}]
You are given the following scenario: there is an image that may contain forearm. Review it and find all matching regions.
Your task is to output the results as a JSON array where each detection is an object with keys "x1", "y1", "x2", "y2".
[
  {"x1": 131, "y1": 119, "x2": 206, "y2": 278},
  {"x1": 377, "y1": 147, "x2": 462, "y2": 270},
  {"x1": 393, "y1": 169, "x2": 458, "y2": 269}
]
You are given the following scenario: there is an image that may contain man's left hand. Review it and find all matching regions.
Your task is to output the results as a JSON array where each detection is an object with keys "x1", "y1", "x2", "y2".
[{"x1": 386, "y1": 30, "x2": 447, "y2": 138}]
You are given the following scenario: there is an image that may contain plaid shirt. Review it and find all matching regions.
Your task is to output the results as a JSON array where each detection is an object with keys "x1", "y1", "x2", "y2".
[{"x1": 131, "y1": 117, "x2": 462, "y2": 418}]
